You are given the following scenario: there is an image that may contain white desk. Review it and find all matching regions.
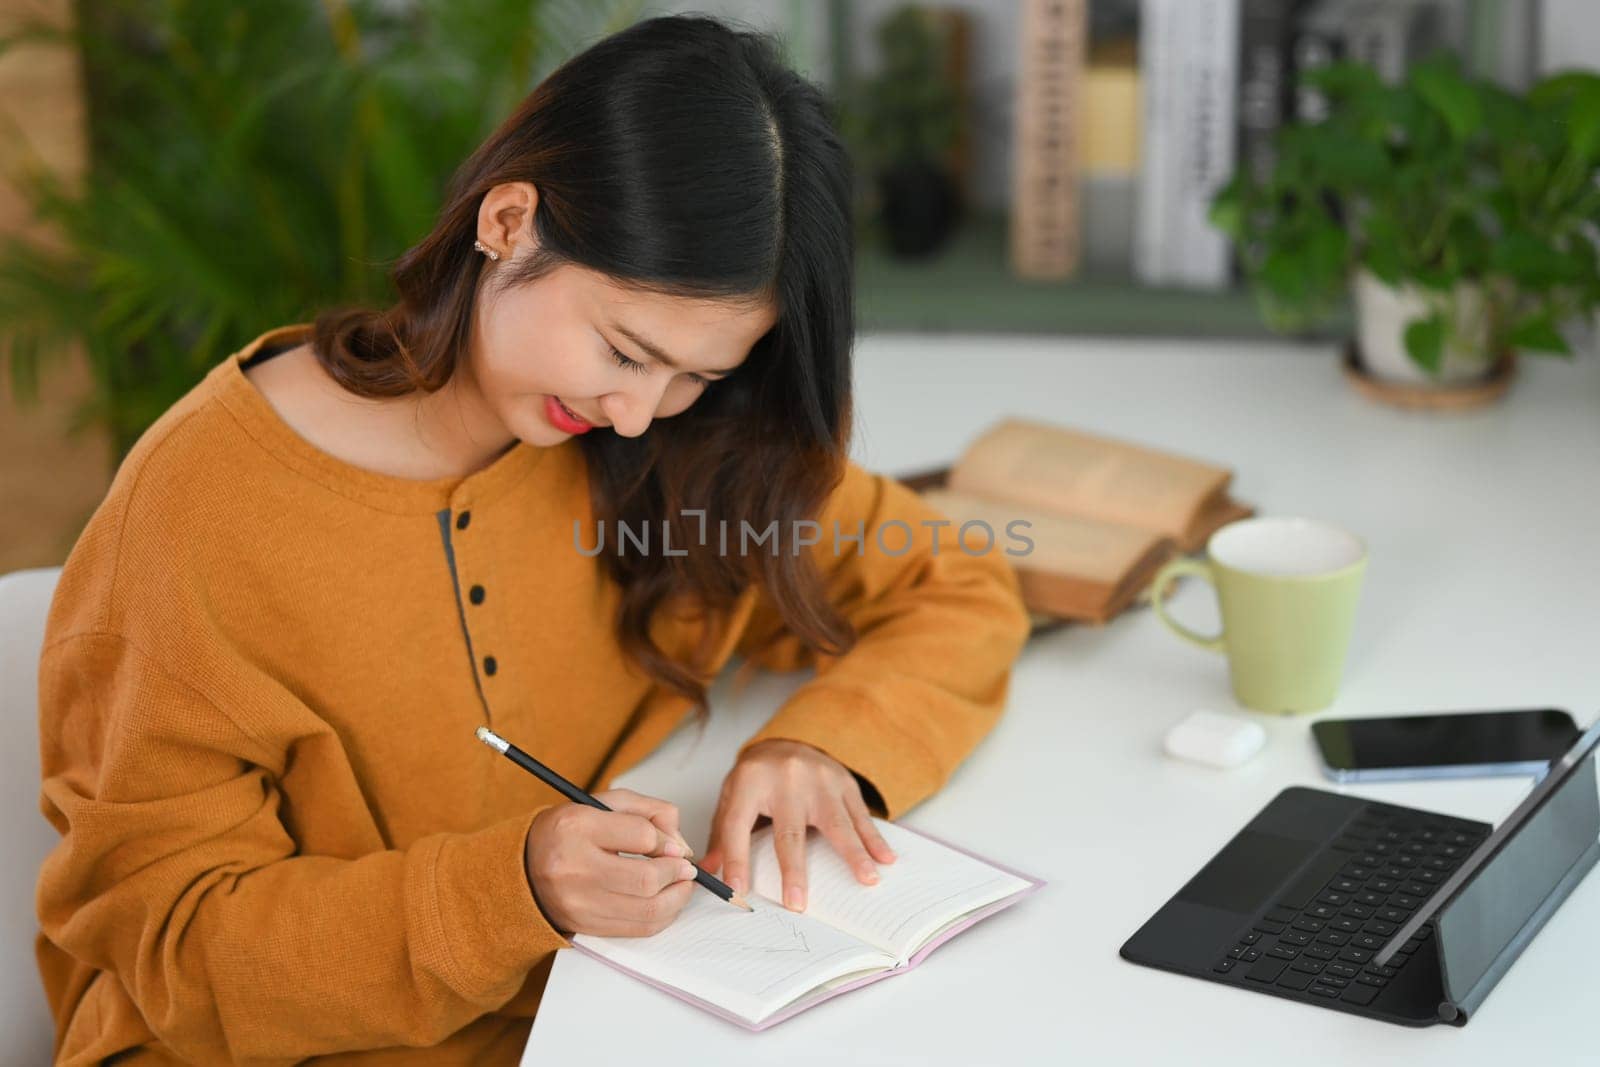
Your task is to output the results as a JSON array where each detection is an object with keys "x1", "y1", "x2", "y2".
[{"x1": 525, "y1": 335, "x2": 1600, "y2": 1065}]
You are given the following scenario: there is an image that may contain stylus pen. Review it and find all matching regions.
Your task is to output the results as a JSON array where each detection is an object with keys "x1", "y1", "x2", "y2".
[{"x1": 474, "y1": 726, "x2": 752, "y2": 911}]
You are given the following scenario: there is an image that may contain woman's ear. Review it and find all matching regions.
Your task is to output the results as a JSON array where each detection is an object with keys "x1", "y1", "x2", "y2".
[{"x1": 476, "y1": 181, "x2": 541, "y2": 257}]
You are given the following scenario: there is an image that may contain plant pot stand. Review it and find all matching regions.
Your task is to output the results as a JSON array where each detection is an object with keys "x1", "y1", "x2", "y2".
[{"x1": 1342, "y1": 342, "x2": 1516, "y2": 410}]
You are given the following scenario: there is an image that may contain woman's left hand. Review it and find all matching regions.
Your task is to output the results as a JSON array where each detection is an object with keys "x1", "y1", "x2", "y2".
[{"x1": 700, "y1": 738, "x2": 897, "y2": 912}]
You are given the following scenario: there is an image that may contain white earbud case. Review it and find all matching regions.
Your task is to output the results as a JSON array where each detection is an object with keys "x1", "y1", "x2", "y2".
[{"x1": 1163, "y1": 708, "x2": 1267, "y2": 769}]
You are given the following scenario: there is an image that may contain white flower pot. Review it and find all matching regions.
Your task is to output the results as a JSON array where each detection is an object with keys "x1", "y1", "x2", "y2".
[
  {"x1": 1352, "y1": 269, "x2": 1495, "y2": 385},
  {"x1": 1561, "y1": 310, "x2": 1598, "y2": 356}
]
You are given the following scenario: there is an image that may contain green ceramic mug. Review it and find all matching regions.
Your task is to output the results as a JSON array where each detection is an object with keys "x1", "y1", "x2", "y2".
[{"x1": 1150, "y1": 516, "x2": 1368, "y2": 714}]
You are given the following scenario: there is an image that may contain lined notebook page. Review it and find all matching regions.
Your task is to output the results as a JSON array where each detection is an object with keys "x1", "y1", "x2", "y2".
[
  {"x1": 748, "y1": 819, "x2": 1032, "y2": 963},
  {"x1": 572, "y1": 888, "x2": 893, "y2": 1025}
]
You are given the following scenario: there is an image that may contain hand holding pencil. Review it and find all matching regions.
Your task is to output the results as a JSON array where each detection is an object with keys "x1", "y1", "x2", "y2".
[{"x1": 477, "y1": 727, "x2": 751, "y2": 939}]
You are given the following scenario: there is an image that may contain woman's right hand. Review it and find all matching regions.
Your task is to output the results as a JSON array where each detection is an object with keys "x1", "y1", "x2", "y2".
[{"x1": 523, "y1": 788, "x2": 701, "y2": 937}]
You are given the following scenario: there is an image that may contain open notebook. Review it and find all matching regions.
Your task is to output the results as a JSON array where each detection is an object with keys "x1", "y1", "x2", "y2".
[{"x1": 569, "y1": 819, "x2": 1043, "y2": 1030}]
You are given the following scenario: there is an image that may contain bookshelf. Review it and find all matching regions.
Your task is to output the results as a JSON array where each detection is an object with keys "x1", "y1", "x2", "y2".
[
  {"x1": 840, "y1": 0, "x2": 1556, "y2": 343},
  {"x1": 855, "y1": 213, "x2": 1351, "y2": 340}
]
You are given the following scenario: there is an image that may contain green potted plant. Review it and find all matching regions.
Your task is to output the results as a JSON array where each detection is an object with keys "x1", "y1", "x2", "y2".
[
  {"x1": 841, "y1": 4, "x2": 964, "y2": 259},
  {"x1": 1211, "y1": 54, "x2": 1600, "y2": 389},
  {"x1": 0, "y1": 0, "x2": 637, "y2": 460}
]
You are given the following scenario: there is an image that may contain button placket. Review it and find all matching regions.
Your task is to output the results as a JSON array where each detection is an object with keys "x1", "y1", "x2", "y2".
[
  {"x1": 440, "y1": 502, "x2": 499, "y2": 715},
  {"x1": 454, "y1": 507, "x2": 497, "y2": 682}
]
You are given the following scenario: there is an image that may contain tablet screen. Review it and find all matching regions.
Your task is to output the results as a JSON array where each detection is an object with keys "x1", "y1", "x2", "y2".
[{"x1": 1373, "y1": 715, "x2": 1600, "y2": 967}]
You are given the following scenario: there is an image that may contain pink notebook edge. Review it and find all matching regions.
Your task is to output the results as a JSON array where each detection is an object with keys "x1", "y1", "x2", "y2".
[{"x1": 564, "y1": 820, "x2": 1047, "y2": 1033}]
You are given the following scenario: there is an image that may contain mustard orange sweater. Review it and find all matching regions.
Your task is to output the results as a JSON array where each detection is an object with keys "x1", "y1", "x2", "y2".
[{"x1": 34, "y1": 323, "x2": 1032, "y2": 1065}]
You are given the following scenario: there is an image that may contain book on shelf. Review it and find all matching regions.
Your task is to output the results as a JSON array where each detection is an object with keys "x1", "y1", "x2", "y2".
[
  {"x1": 1010, "y1": 0, "x2": 1089, "y2": 280},
  {"x1": 1343, "y1": 0, "x2": 1446, "y2": 84},
  {"x1": 1133, "y1": 0, "x2": 1176, "y2": 284},
  {"x1": 1135, "y1": 0, "x2": 1240, "y2": 290},
  {"x1": 1082, "y1": 35, "x2": 1141, "y2": 274},
  {"x1": 569, "y1": 819, "x2": 1042, "y2": 1031},
  {"x1": 1235, "y1": 0, "x2": 1306, "y2": 279},
  {"x1": 900, "y1": 418, "x2": 1254, "y2": 627},
  {"x1": 1292, "y1": 0, "x2": 1353, "y2": 123},
  {"x1": 1238, "y1": 0, "x2": 1305, "y2": 188}
]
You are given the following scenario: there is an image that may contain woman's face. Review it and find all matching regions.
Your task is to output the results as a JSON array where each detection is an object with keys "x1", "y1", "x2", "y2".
[{"x1": 467, "y1": 182, "x2": 777, "y2": 449}]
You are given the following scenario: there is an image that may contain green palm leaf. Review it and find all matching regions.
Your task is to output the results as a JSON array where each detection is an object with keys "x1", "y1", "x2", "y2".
[{"x1": 1, "y1": 0, "x2": 640, "y2": 459}]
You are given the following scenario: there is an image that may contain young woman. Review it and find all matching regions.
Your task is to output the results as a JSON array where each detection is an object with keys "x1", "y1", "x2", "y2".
[{"x1": 34, "y1": 15, "x2": 1030, "y2": 1065}]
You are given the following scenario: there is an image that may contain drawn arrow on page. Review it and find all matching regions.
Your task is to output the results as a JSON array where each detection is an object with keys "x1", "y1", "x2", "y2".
[{"x1": 697, "y1": 914, "x2": 812, "y2": 955}]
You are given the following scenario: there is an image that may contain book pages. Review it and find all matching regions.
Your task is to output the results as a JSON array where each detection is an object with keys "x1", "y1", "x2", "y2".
[
  {"x1": 573, "y1": 889, "x2": 892, "y2": 1025},
  {"x1": 748, "y1": 820, "x2": 1034, "y2": 964},
  {"x1": 947, "y1": 418, "x2": 1230, "y2": 540},
  {"x1": 919, "y1": 487, "x2": 1159, "y2": 585}
]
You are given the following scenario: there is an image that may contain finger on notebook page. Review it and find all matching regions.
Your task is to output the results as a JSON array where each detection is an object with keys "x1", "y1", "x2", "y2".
[
  {"x1": 698, "y1": 829, "x2": 723, "y2": 880},
  {"x1": 844, "y1": 789, "x2": 897, "y2": 864},
  {"x1": 709, "y1": 799, "x2": 759, "y2": 896},
  {"x1": 772, "y1": 804, "x2": 810, "y2": 911},
  {"x1": 817, "y1": 798, "x2": 880, "y2": 884}
]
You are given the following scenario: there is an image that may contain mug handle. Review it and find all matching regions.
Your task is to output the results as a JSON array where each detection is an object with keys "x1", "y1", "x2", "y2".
[{"x1": 1149, "y1": 557, "x2": 1226, "y2": 653}]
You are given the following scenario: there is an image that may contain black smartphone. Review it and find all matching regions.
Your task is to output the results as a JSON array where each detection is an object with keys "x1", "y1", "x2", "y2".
[{"x1": 1311, "y1": 708, "x2": 1581, "y2": 783}]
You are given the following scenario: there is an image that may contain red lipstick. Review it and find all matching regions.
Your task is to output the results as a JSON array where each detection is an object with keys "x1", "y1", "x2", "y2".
[{"x1": 545, "y1": 395, "x2": 593, "y2": 434}]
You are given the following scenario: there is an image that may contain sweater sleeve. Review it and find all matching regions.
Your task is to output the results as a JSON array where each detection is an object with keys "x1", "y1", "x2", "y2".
[
  {"x1": 732, "y1": 460, "x2": 1033, "y2": 819},
  {"x1": 34, "y1": 631, "x2": 568, "y2": 1065}
]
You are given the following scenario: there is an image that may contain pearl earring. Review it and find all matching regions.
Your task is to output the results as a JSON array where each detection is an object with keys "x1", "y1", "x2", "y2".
[{"x1": 473, "y1": 239, "x2": 501, "y2": 262}]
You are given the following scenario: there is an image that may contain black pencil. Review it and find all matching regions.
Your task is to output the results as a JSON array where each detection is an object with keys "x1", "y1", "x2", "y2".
[{"x1": 474, "y1": 726, "x2": 752, "y2": 911}]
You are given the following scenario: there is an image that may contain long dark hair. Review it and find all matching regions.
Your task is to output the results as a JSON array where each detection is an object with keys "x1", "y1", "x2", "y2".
[{"x1": 310, "y1": 15, "x2": 857, "y2": 709}]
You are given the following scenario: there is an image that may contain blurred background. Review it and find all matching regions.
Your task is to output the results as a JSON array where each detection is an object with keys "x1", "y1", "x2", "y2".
[{"x1": 2, "y1": 0, "x2": 1597, "y2": 573}]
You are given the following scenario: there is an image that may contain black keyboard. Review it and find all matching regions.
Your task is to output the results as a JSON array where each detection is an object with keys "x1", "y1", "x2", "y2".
[{"x1": 1208, "y1": 803, "x2": 1491, "y2": 1008}]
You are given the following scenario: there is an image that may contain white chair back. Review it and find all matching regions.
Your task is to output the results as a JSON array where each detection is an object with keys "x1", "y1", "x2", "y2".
[{"x1": 0, "y1": 567, "x2": 64, "y2": 1064}]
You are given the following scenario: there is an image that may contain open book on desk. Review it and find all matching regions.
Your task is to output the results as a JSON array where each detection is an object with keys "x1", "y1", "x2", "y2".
[
  {"x1": 569, "y1": 819, "x2": 1043, "y2": 1031},
  {"x1": 901, "y1": 417, "x2": 1253, "y2": 626}
]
